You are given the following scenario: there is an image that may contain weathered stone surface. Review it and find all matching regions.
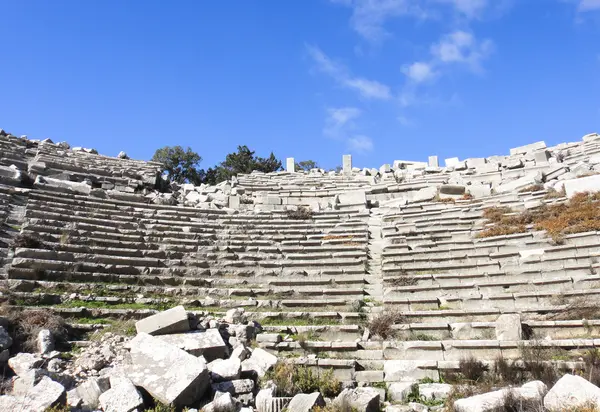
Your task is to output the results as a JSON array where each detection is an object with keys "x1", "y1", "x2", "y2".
[
  {"x1": 0, "y1": 375, "x2": 66, "y2": 411},
  {"x1": 98, "y1": 376, "x2": 144, "y2": 412},
  {"x1": 241, "y1": 348, "x2": 278, "y2": 377},
  {"x1": 454, "y1": 381, "x2": 546, "y2": 412},
  {"x1": 9, "y1": 352, "x2": 44, "y2": 376},
  {"x1": 135, "y1": 305, "x2": 190, "y2": 336},
  {"x1": 127, "y1": 332, "x2": 209, "y2": 406},
  {"x1": 384, "y1": 360, "x2": 437, "y2": 382},
  {"x1": 69, "y1": 376, "x2": 110, "y2": 410},
  {"x1": 563, "y1": 174, "x2": 600, "y2": 198},
  {"x1": 418, "y1": 383, "x2": 453, "y2": 401},
  {"x1": 287, "y1": 392, "x2": 325, "y2": 412},
  {"x1": 335, "y1": 387, "x2": 380, "y2": 412},
  {"x1": 208, "y1": 358, "x2": 242, "y2": 382},
  {"x1": 510, "y1": 141, "x2": 546, "y2": 155},
  {"x1": 156, "y1": 329, "x2": 227, "y2": 361},
  {"x1": 203, "y1": 392, "x2": 237, "y2": 412},
  {"x1": 495, "y1": 314, "x2": 522, "y2": 341},
  {"x1": 387, "y1": 381, "x2": 415, "y2": 402},
  {"x1": 544, "y1": 374, "x2": 600, "y2": 411},
  {"x1": 0, "y1": 326, "x2": 12, "y2": 351},
  {"x1": 34, "y1": 175, "x2": 92, "y2": 195},
  {"x1": 37, "y1": 329, "x2": 54, "y2": 354},
  {"x1": 225, "y1": 308, "x2": 247, "y2": 324},
  {"x1": 212, "y1": 378, "x2": 254, "y2": 395}
]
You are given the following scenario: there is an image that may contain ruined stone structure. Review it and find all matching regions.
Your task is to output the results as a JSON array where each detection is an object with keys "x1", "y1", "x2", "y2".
[{"x1": 3, "y1": 128, "x2": 600, "y2": 410}]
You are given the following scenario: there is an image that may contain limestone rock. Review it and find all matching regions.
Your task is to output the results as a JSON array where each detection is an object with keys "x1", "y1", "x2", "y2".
[
  {"x1": 334, "y1": 387, "x2": 380, "y2": 412},
  {"x1": 418, "y1": 383, "x2": 453, "y2": 401},
  {"x1": 212, "y1": 378, "x2": 254, "y2": 395},
  {"x1": 127, "y1": 332, "x2": 210, "y2": 406},
  {"x1": 495, "y1": 314, "x2": 522, "y2": 341},
  {"x1": 544, "y1": 374, "x2": 600, "y2": 411},
  {"x1": 387, "y1": 381, "x2": 415, "y2": 402},
  {"x1": 156, "y1": 329, "x2": 227, "y2": 362},
  {"x1": 0, "y1": 375, "x2": 66, "y2": 411},
  {"x1": 9, "y1": 352, "x2": 44, "y2": 376},
  {"x1": 117, "y1": 151, "x2": 129, "y2": 159},
  {"x1": 454, "y1": 381, "x2": 546, "y2": 412},
  {"x1": 135, "y1": 305, "x2": 190, "y2": 336},
  {"x1": 98, "y1": 376, "x2": 144, "y2": 412},
  {"x1": 69, "y1": 376, "x2": 110, "y2": 410},
  {"x1": 37, "y1": 329, "x2": 55, "y2": 354},
  {"x1": 225, "y1": 308, "x2": 247, "y2": 324},
  {"x1": 287, "y1": 392, "x2": 325, "y2": 412},
  {"x1": 241, "y1": 348, "x2": 278, "y2": 377},
  {"x1": 203, "y1": 392, "x2": 237, "y2": 412},
  {"x1": 208, "y1": 358, "x2": 242, "y2": 382}
]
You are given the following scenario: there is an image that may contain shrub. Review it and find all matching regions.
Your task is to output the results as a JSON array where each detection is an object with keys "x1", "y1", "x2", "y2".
[
  {"x1": 264, "y1": 362, "x2": 341, "y2": 398},
  {"x1": 0, "y1": 306, "x2": 68, "y2": 352},
  {"x1": 493, "y1": 356, "x2": 523, "y2": 385},
  {"x1": 10, "y1": 233, "x2": 44, "y2": 250},
  {"x1": 584, "y1": 349, "x2": 600, "y2": 387},
  {"x1": 286, "y1": 206, "x2": 313, "y2": 220},
  {"x1": 519, "y1": 342, "x2": 559, "y2": 386},
  {"x1": 388, "y1": 276, "x2": 418, "y2": 287},
  {"x1": 367, "y1": 310, "x2": 405, "y2": 340},
  {"x1": 458, "y1": 356, "x2": 488, "y2": 382}
]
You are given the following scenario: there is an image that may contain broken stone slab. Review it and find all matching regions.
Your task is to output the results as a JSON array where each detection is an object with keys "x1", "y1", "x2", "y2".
[
  {"x1": 495, "y1": 314, "x2": 522, "y2": 341},
  {"x1": 67, "y1": 376, "x2": 110, "y2": 411},
  {"x1": 34, "y1": 175, "x2": 92, "y2": 195},
  {"x1": 335, "y1": 387, "x2": 380, "y2": 412},
  {"x1": 563, "y1": 174, "x2": 600, "y2": 198},
  {"x1": 582, "y1": 133, "x2": 600, "y2": 142},
  {"x1": 384, "y1": 360, "x2": 438, "y2": 382},
  {"x1": 203, "y1": 391, "x2": 237, "y2": 412},
  {"x1": 418, "y1": 383, "x2": 453, "y2": 401},
  {"x1": 225, "y1": 308, "x2": 247, "y2": 324},
  {"x1": 439, "y1": 185, "x2": 465, "y2": 195},
  {"x1": 287, "y1": 392, "x2": 325, "y2": 412},
  {"x1": 37, "y1": 329, "x2": 54, "y2": 354},
  {"x1": 544, "y1": 374, "x2": 600, "y2": 411},
  {"x1": 8, "y1": 352, "x2": 44, "y2": 376},
  {"x1": 410, "y1": 186, "x2": 437, "y2": 203},
  {"x1": 0, "y1": 375, "x2": 66, "y2": 411},
  {"x1": 98, "y1": 376, "x2": 144, "y2": 412},
  {"x1": 211, "y1": 378, "x2": 254, "y2": 395},
  {"x1": 208, "y1": 358, "x2": 242, "y2": 382},
  {"x1": 387, "y1": 381, "x2": 415, "y2": 402},
  {"x1": 510, "y1": 141, "x2": 547, "y2": 155},
  {"x1": 454, "y1": 381, "x2": 546, "y2": 412},
  {"x1": 156, "y1": 329, "x2": 227, "y2": 362},
  {"x1": 127, "y1": 332, "x2": 210, "y2": 407},
  {"x1": 241, "y1": 348, "x2": 278, "y2": 378},
  {"x1": 135, "y1": 305, "x2": 190, "y2": 336}
]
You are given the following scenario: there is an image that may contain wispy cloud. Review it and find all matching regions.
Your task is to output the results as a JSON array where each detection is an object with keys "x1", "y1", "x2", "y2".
[
  {"x1": 430, "y1": 30, "x2": 493, "y2": 72},
  {"x1": 578, "y1": 0, "x2": 600, "y2": 11},
  {"x1": 347, "y1": 135, "x2": 374, "y2": 152},
  {"x1": 324, "y1": 107, "x2": 362, "y2": 137},
  {"x1": 306, "y1": 45, "x2": 392, "y2": 99},
  {"x1": 402, "y1": 61, "x2": 437, "y2": 83}
]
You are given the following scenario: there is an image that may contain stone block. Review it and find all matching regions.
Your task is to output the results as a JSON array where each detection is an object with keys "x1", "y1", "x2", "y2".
[
  {"x1": 8, "y1": 352, "x2": 44, "y2": 376},
  {"x1": 287, "y1": 392, "x2": 325, "y2": 412},
  {"x1": 544, "y1": 374, "x2": 600, "y2": 411},
  {"x1": 208, "y1": 358, "x2": 242, "y2": 382},
  {"x1": 495, "y1": 314, "x2": 522, "y2": 341},
  {"x1": 135, "y1": 305, "x2": 190, "y2": 336},
  {"x1": 228, "y1": 195, "x2": 240, "y2": 209},
  {"x1": 384, "y1": 360, "x2": 438, "y2": 382},
  {"x1": 388, "y1": 381, "x2": 414, "y2": 402},
  {"x1": 534, "y1": 150, "x2": 550, "y2": 165},
  {"x1": 419, "y1": 383, "x2": 453, "y2": 401},
  {"x1": 582, "y1": 133, "x2": 600, "y2": 142},
  {"x1": 410, "y1": 186, "x2": 437, "y2": 203},
  {"x1": 34, "y1": 175, "x2": 91, "y2": 195},
  {"x1": 127, "y1": 333, "x2": 210, "y2": 406},
  {"x1": 335, "y1": 388, "x2": 380, "y2": 412},
  {"x1": 455, "y1": 381, "x2": 546, "y2": 412},
  {"x1": 98, "y1": 376, "x2": 144, "y2": 412},
  {"x1": 212, "y1": 378, "x2": 254, "y2": 395},
  {"x1": 510, "y1": 141, "x2": 547, "y2": 155},
  {"x1": 439, "y1": 185, "x2": 465, "y2": 195},
  {"x1": 467, "y1": 184, "x2": 491, "y2": 198},
  {"x1": 68, "y1": 376, "x2": 110, "y2": 410},
  {"x1": 286, "y1": 157, "x2": 295, "y2": 173},
  {"x1": 343, "y1": 154, "x2": 352, "y2": 174},
  {"x1": 563, "y1": 175, "x2": 600, "y2": 198},
  {"x1": 466, "y1": 158, "x2": 487, "y2": 168},
  {"x1": 241, "y1": 348, "x2": 278, "y2": 377},
  {"x1": 445, "y1": 157, "x2": 460, "y2": 167},
  {"x1": 156, "y1": 329, "x2": 227, "y2": 361},
  {"x1": 428, "y1": 156, "x2": 439, "y2": 168},
  {"x1": 0, "y1": 376, "x2": 66, "y2": 411}
]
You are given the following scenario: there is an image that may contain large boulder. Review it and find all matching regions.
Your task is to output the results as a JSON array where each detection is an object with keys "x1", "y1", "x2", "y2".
[
  {"x1": 544, "y1": 374, "x2": 600, "y2": 411},
  {"x1": 8, "y1": 353, "x2": 44, "y2": 376},
  {"x1": 98, "y1": 376, "x2": 144, "y2": 412},
  {"x1": 208, "y1": 358, "x2": 242, "y2": 382},
  {"x1": 287, "y1": 392, "x2": 325, "y2": 412},
  {"x1": 334, "y1": 387, "x2": 380, "y2": 412},
  {"x1": 0, "y1": 376, "x2": 66, "y2": 411},
  {"x1": 127, "y1": 332, "x2": 210, "y2": 406},
  {"x1": 135, "y1": 305, "x2": 190, "y2": 335},
  {"x1": 67, "y1": 376, "x2": 110, "y2": 410},
  {"x1": 454, "y1": 381, "x2": 546, "y2": 412}
]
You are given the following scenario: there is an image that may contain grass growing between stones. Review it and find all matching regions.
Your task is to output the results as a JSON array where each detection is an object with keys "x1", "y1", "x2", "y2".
[
  {"x1": 56, "y1": 299, "x2": 175, "y2": 311},
  {"x1": 263, "y1": 362, "x2": 342, "y2": 398},
  {"x1": 477, "y1": 191, "x2": 600, "y2": 241},
  {"x1": 89, "y1": 319, "x2": 137, "y2": 341}
]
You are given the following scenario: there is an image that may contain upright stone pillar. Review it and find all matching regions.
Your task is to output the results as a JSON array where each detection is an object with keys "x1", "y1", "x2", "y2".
[
  {"x1": 343, "y1": 154, "x2": 352, "y2": 175},
  {"x1": 428, "y1": 156, "x2": 439, "y2": 168},
  {"x1": 286, "y1": 157, "x2": 295, "y2": 172}
]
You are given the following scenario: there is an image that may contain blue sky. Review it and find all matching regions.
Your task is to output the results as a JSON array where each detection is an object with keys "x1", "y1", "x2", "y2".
[{"x1": 1, "y1": 1, "x2": 599, "y2": 170}]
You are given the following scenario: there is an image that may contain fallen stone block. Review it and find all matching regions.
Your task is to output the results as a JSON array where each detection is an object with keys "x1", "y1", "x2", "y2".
[
  {"x1": 387, "y1": 381, "x2": 414, "y2": 402},
  {"x1": 335, "y1": 387, "x2": 380, "y2": 412},
  {"x1": 203, "y1": 391, "x2": 237, "y2": 412},
  {"x1": 241, "y1": 348, "x2": 278, "y2": 378},
  {"x1": 135, "y1": 305, "x2": 190, "y2": 336},
  {"x1": 0, "y1": 375, "x2": 66, "y2": 411},
  {"x1": 454, "y1": 381, "x2": 546, "y2": 412},
  {"x1": 495, "y1": 314, "x2": 522, "y2": 341},
  {"x1": 8, "y1": 352, "x2": 44, "y2": 376},
  {"x1": 287, "y1": 392, "x2": 325, "y2": 412},
  {"x1": 563, "y1": 174, "x2": 600, "y2": 198},
  {"x1": 67, "y1": 376, "x2": 110, "y2": 411},
  {"x1": 439, "y1": 185, "x2": 465, "y2": 195},
  {"x1": 156, "y1": 329, "x2": 227, "y2": 362},
  {"x1": 212, "y1": 378, "x2": 254, "y2": 395},
  {"x1": 127, "y1": 332, "x2": 210, "y2": 406},
  {"x1": 510, "y1": 141, "x2": 546, "y2": 155},
  {"x1": 34, "y1": 175, "x2": 92, "y2": 195},
  {"x1": 419, "y1": 383, "x2": 453, "y2": 401},
  {"x1": 544, "y1": 374, "x2": 600, "y2": 411},
  {"x1": 98, "y1": 376, "x2": 144, "y2": 412},
  {"x1": 384, "y1": 360, "x2": 438, "y2": 382},
  {"x1": 410, "y1": 186, "x2": 437, "y2": 203},
  {"x1": 208, "y1": 358, "x2": 242, "y2": 382}
]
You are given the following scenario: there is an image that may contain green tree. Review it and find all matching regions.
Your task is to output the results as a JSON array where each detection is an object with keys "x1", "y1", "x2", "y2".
[
  {"x1": 151, "y1": 146, "x2": 204, "y2": 185},
  {"x1": 295, "y1": 160, "x2": 318, "y2": 172},
  {"x1": 212, "y1": 145, "x2": 282, "y2": 183}
]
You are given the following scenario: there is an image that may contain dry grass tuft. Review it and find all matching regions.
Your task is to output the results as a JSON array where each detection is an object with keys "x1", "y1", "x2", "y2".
[
  {"x1": 264, "y1": 362, "x2": 341, "y2": 398},
  {"x1": 518, "y1": 184, "x2": 545, "y2": 193},
  {"x1": 367, "y1": 309, "x2": 406, "y2": 339},
  {"x1": 477, "y1": 191, "x2": 600, "y2": 241},
  {"x1": 286, "y1": 206, "x2": 313, "y2": 220},
  {"x1": 0, "y1": 305, "x2": 68, "y2": 352}
]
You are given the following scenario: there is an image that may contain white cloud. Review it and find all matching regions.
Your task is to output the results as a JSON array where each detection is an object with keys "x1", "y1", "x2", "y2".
[
  {"x1": 579, "y1": 0, "x2": 600, "y2": 11},
  {"x1": 347, "y1": 135, "x2": 374, "y2": 152},
  {"x1": 324, "y1": 107, "x2": 362, "y2": 137},
  {"x1": 402, "y1": 61, "x2": 437, "y2": 82},
  {"x1": 430, "y1": 30, "x2": 493, "y2": 71},
  {"x1": 306, "y1": 45, "x2": 392, "y2": 99}
]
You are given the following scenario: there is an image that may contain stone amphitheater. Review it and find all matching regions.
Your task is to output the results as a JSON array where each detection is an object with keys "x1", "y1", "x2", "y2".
[{"x1": 3, "y1": 127, "x2": 600, "y2": 411}]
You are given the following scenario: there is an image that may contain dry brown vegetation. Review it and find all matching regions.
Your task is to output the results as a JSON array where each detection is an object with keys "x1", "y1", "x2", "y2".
[
  {"x1": 367, "y1": 309, "x2": 406, "y2": 339},
  {"x1": 477, "y1": 192, "x2": 600, "y2": 241},
  {"x1": 518, "y1": 184, "x2": 545, "y2": 193},
  {"x1": 263, "y1": 362, "x2": 341, "y2": 398},
  {"x1": 286, "y1": 206, "x2": 313, "y2": 220},
  {"x1": 0, "y1": 305, "x2": 68, "y2": 352}
]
